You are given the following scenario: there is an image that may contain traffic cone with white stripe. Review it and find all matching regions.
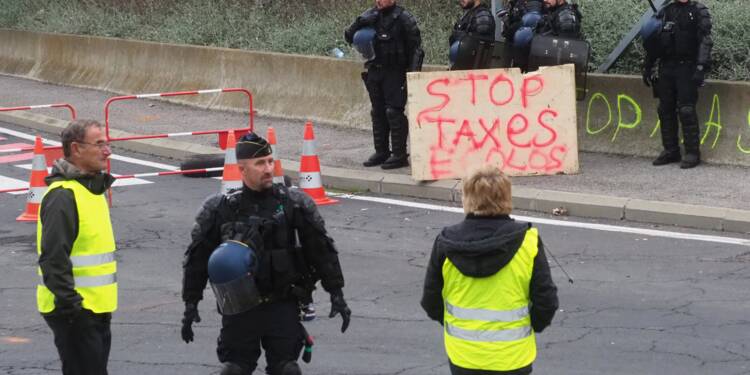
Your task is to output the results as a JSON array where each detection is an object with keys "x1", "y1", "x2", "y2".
[
  {"x1": 221, "y1": 131, "x2": 242, "y2": 194},
  {"x1": 267, "y1": 127, "x2": 285, "y2": 185},
  {"x1": 299, "y1": 122, "x2": 337, "y2": 206},
  {"x1": 17, "y1": 135, "x2": 48, "y2": 222}
]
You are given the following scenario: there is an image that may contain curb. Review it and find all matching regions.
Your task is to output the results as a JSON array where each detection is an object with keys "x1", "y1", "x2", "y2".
[{"x1": 1, "y1": 111, "x2": 748, "y2": 234}]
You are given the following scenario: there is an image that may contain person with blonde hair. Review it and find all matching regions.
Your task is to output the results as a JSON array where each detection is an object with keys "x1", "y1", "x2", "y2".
[{"x1": 421, "y1": 165, "x2": 558, "y2": 374}]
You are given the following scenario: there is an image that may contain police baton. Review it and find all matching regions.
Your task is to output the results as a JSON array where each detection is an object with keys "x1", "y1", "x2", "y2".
[
  {"x1": 544, "y1": 242, "x2": 574, "y2": 284},
  {"x1": 646, "y1": 0, "x2": 658, "y2": 13}
]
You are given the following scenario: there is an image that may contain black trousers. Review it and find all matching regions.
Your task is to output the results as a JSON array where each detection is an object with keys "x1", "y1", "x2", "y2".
[
  {"x1": 43, "y1": 310, "x2": 112, "y2": 375},
  {"x1": 362, "y1": 66, "x2": 409, "y2": 157},
  {"x1": 656, "y1": 60, "x2": 701, "y2": 156},
  {"x1": 217, "y1": 299, "x2": 304, "y2": 374},
  {"x1": 450, "y1": 362, "x2": 533, "y2": 375}
]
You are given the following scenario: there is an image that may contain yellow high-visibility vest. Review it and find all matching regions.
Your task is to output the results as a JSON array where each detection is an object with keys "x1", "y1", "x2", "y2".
[
  {"x1": 442, "y1": 227, "x2": 538, "y2": 371},
  {"x1": 37, "y1": 179, "x2": 117, "y2": 313}
]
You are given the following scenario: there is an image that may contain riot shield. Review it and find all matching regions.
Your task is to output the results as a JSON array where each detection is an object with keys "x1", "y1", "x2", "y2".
[
  {"x1": 527, "y1": 35, "x2": 591, "y2": 100},
  {"x1": 450, "y1": 34, "x2": 496, "y2": 71}
]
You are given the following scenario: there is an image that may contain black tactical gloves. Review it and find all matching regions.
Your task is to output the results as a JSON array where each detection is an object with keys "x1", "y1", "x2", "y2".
[
  {"x1": 357, "y1": 8, "x2": 379, "y2": 28},
  {"x1": 181, "y1": 301, "x2": 201, "y2": 343},
  {"x1": 642, "y1": 64, "x2": 656, "y2": 87},
  {"x1": 693, "y1": 65, "x2": 706, "y2": 87},
  {"x1": 329, "y1": 290, "x2": 351, "y2": 333}
]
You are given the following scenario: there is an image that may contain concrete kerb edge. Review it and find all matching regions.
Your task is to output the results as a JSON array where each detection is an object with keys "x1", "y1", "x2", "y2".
[{"x1": 3, "y1": 111, "x2": 749, "y2": 234}]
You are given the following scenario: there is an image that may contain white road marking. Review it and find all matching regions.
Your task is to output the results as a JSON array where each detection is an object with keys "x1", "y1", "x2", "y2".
[
  {"x1": 0, "y1": 175, "x2": 28, "y2": 195},
  {"x1": 0, "y1": 126, "x2": 179, "y2": 169},
  {"x1": 333, "y1": 194, "x2": 750, "y2": 246},
  {"x1": 4, "y1": 126, "x2": 747, "y2": 246}
]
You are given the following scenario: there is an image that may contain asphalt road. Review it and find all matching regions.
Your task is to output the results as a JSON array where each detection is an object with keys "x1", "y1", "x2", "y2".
[{"x1": 1, "y1": 128, "x2": 750, "y2": 375}]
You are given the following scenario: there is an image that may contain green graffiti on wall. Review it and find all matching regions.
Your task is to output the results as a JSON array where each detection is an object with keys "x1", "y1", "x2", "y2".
[
  {"x1": 700, "y1": 94, "x2": 722, "y2": 149},
  {"x1": 611, "y1": 94, "x2": 642, "y2": 142},
  {"x1": 738, "y1": 109, "x2": 750, "y2": 154},
  {"x1": 586, "y1": 93, "x2": 612, "y2": 135}
]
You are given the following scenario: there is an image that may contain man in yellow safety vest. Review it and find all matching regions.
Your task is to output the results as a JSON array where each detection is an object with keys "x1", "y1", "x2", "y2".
[
  {"x1": 421, "y1": 165, "x2": 559, "y2": 374},
  {"x1": 37, "y1": 119, "x2": 117, "y2": 375}
]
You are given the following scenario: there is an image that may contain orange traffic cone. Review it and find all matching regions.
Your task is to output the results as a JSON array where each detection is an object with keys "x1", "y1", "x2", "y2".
[
  {"x1": 267, "y1": 127, "x2": 285, "y2": 185},
  {"x1": 221, "y1": 131, "x2": 242, "y2": 194},
  {"x1": 299, "y1": 122, "x2": 337, "y2": 206},
  {"x1": 17, "y1": 135, "x2": 48, "y2": 222}
]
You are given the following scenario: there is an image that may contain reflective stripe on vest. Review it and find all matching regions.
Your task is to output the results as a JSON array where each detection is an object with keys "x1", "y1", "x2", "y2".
[
  {"x1": 37, "y1": 179, "x2": 118, "y2": 314},
  {"x1": 442, "y1": 227, "x2": 539, "y2": 372}
]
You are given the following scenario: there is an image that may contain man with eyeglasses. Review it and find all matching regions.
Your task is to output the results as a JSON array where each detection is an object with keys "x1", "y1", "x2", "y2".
[{"x1": 37, "y1": 119, "x2": 117, "y2": 375}]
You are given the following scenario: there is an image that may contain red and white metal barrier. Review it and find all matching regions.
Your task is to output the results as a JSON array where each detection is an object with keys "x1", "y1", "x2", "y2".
[
  {"x1": 0, "y1": 103, "x2": 77, "y2": 121},
  {"x1": 1, "y1": 167, "x2": 226, "y2": 194},
  {"x1": 104, "y1": 88, "x2": 254, "y2": 149}
]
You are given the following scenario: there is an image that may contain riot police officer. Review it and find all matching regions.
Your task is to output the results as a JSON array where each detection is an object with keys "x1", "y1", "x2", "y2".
[
  {"x1": 180, "y1": 133, "x2": 351, "y2": 375},
  {"x1": 449, "y1": 0, "x2": 496, "y2": 70},
  {"x1": 345, "y1": 0, "x2": 424, "y2": 169},
  {"x1": 643, "y1": 0, "x2": 713, "y2": 169},
  {"x1": 498, "y1": 0, "x2": 544, "y2": 71},
  {"x1": 536, "y1": 0, "x2": 583, "y2": 39}
]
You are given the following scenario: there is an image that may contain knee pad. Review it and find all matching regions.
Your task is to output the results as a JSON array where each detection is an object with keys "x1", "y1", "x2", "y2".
[
  {"x1": 220, "y1": 362, "x2": 247, "y2": 375},
  {"x1": 678, "y1": 105, "x2": 696, "y2": 119},
  {"x1": 278, "y1": 361, "x2": 301, "y2": 375},
  {"x1": 385, "y1": 107, "x2": 406, "y2": 126}
]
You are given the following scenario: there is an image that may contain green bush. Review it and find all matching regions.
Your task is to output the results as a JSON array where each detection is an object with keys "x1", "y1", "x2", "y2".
[{"x1": 0, "y1": 0, "x2": 747, "y2": 81}]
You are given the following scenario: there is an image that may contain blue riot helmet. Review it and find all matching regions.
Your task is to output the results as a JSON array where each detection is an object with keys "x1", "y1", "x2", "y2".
[
  {"x1": 521, "y1": 11, "x2": 542, "y2": 28},
  {"x1": 514, "y1": 26, "x2": 535, "y2": 48},
  {"x1": 640, "y1": 16, "x2": 662, "y2": 41},
  {"x1": 208, "y1": 241, "x2": 262, "y2": 315},
  {"x1": 352, "y1": 27, "x2": 377, "y2": 61},
  {"x1": 640, "y1": 15, "x2": 663, "y2": 58}
]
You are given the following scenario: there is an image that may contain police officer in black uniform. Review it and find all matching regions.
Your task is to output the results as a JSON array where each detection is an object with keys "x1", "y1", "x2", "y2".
[
  {"x1": 536, "y1": 0, "x2": 583, "y2": 39},
  {"x1": 345, "y1": 0, "x2": 424, "y2": 170},
  {"x1": 451, "y1": 0, "x2": 496, "y2": 45},
  {"x1": 498, "y1": 0, "x2": 544, "y2": 71},
  {"x1": 643, "y1": 0, "x2": 713, "y2": 169},
  {"x1": 449, "y1": 0, "x2": 496, "y2": 71},
  {"x1": 180, "y1": 133, "x2": 351, "y2": 375}
]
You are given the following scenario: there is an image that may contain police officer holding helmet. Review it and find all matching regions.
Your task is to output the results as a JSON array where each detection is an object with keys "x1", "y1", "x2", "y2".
[
  {"x1": 536, "y1": 0, "x2": 583, "y2": 39},
  {"x1": 498, "y1": 0, "x2": 544, "y2": 71},
  {"x1": 180, "y1": 133, "x2": 351, "y2": 375},
  {"x1": 449, "y1": 0, "x2": 496, "y2": 70},
  {"x1": 642, "y1": 0, "x2": 713, "y2": 169},
  {"x1": 345, "y1": 0, "x2": 424, "y2": 170}
]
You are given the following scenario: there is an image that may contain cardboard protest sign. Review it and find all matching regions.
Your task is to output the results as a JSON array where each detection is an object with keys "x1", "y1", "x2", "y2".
[{"x1": 407, "y1": 64, "x2": 579, "y2": 181}]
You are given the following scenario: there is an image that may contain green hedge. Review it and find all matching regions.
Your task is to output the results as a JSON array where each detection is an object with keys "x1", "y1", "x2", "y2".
[{"x1": 0, "y1": 0, "x2": 747, "y2": 81}]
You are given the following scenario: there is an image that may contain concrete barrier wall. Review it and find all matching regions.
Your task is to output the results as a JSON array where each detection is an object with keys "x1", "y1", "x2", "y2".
[{"x1": 2, "y1": 29, "x2": 749, "y2": 166}]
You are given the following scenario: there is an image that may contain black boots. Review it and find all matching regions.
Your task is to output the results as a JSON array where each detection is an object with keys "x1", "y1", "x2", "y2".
[
  {"x1": 652, "y1": 150, "x2": 681, "y2": 166},
  {"x1": 363, "y1": 152, "x2": 390, "y2": 167},
  {"x1": 680, "y1": 153, "x2": 701, "y2": 169},
  {"x1": 652, "y1": 150, "x2": 701, "y2": 168},
  {"x1": 381, "y1": 154, "x2": 409, "y2": 169}
]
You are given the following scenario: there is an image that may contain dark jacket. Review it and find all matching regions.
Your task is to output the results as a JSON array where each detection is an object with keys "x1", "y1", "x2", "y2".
[
  {"x1": 537, "y1": 2, "x2": 583, "y2": 39},
  {"x1": 182, "y1": 184, "x2": 345, "y2": 305},
  {"x1": 647, "y1": 1, "x2": 713, "y2": 69},
  {"x1": 38, "y1": 159, "x2": 115, "y2": 316},
  {"x1": 344, "y1": 5, "x2": 424, "y2": 72},
  {"x1": 450, "y1": 3, "x2": 497, "y2": 45},
  {"x1": 421, "y1": 215, "x2": 558, "y2": 333}
]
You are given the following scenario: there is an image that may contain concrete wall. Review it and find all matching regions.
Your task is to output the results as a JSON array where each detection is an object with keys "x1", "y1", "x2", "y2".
[{"x1": 2, "y1": 29, "x2": 749, "y2": 166}]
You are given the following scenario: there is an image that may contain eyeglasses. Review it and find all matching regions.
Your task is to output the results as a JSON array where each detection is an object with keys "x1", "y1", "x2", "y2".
[{"x1": 76, "y1": 141, "x2": 111, "y2": 150}]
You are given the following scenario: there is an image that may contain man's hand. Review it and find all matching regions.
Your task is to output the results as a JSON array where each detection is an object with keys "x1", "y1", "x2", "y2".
[
  {"x1": 181, "y1": 302, "x2": 201, "y2": 343},
  {"x1": 356, "y1": 8, "x2": 379, "y2": 28},
  {"x1": 329, "y1": 291, "x2": 351, "y2": 333},
  {"x1": 693, "y1": 65, "x2": 706, "y2": 87},
  {"x1": 642, "y1": 65, "x2": 656, "y2": 87}
]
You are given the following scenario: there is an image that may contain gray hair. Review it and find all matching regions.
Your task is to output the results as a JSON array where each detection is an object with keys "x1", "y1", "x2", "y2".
[{"x1": 61, "y1": 119, "x2": 104, "y2": 157}]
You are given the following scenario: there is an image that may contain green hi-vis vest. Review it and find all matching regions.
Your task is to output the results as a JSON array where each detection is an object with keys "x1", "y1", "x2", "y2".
[
  {"x1": 37, "y1": 180, "x2": 117, "y2": 314},
  {"x1": 442, "y1": 227, "x2": 539, "y2": 371}
]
